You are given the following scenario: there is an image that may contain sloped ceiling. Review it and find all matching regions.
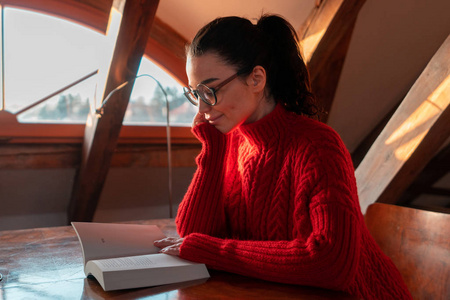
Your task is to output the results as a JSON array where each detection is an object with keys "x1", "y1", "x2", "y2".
[{"x1": 157, "y1": 0, "x2": 316, "y2": 42}]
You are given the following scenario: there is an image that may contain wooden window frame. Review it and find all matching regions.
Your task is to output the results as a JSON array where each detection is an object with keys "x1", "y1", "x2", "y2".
[{"x1": 0, "y1": 0, "x2": 197, "y2": 145}]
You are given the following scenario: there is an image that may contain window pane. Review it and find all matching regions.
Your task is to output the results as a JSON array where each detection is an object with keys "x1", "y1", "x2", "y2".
[
  {"x1": 4, "y1": 7, "x2": 103, "y2": 114},
  {"x1": 124, "y1": 58, "x2": 196, "y2": 126},
  {"x1": 17, "y1": 74, "x2": 97, "y2": 123}
]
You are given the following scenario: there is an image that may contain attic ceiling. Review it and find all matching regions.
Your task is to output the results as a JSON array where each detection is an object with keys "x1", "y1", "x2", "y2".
[{"x1": 156, "y1": 0, "x2": 316, "y2": 43}]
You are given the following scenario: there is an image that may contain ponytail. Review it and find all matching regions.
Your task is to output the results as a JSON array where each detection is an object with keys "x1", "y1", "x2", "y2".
[
  {"x1": 256, "y1": 15, "x2": 317, "y2": 117},
  {"x1": 187, "y1": 14, "x2": 318, "y2": 118}
]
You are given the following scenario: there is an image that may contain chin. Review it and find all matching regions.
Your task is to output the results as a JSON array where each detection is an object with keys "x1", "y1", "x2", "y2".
[
  {"x1": 215, "y1": 126, "x2": 231, "y2": 134},
  {"x1": 215, "y1": 124, "x2": 239, "y2": 134},
  {"x1": 215, "y1": 118, "x2": 247, "y2": 134}
]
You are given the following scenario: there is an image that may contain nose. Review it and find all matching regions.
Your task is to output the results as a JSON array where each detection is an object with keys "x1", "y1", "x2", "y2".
[{"x1": 198, "y1": 98, "x2": 211, "y2": 114}]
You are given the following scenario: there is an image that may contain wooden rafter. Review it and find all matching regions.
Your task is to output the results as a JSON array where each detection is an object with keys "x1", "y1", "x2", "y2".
[
  {"x1": 356, "y1": 36, "x2": 450, "y2": 214},
  {"x1": 68, "y1": 0, "x2": 160, "y2": 222},
  {"x1": 299, "y1": 0, "x2": 366, "y2": 122},
  {"x1": 397, "y1": 143, "x2": 450, "y2": 207}
]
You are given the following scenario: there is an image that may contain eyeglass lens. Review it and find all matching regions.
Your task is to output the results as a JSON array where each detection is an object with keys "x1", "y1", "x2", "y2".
[
  {"x1": 197, "y1": 85, "x2": 215, "y2": 104},
  {"x1": 183, "y1": 85, "x2": 216, "y2": 106}
]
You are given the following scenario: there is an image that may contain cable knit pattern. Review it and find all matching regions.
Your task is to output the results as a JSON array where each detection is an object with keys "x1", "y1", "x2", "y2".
[{"x1": 176, "y1": 104, "x2": 412, "y2": 299}]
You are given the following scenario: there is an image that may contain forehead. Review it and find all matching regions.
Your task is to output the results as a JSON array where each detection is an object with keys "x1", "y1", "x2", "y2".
[{"x1": 186, "y1": 53, "x2": 234, "y2": 85}]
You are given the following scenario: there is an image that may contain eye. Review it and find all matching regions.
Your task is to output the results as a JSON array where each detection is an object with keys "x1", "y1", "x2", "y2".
[
  {"x1": 203, "y1": 89, "x2": 214, "y2": 100},
  {"x1": 197, "y1": 85, "x2": 215, "y2": 104}
]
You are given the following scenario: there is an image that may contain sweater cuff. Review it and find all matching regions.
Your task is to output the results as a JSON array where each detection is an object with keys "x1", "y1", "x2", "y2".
[{"x1": 179, "y1": 233, "x2": 220, "y2": 266}]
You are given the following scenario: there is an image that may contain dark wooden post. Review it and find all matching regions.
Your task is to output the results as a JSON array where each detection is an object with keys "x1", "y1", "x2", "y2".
[
  {"x1": 68, "y1": 0, "x2": 160, "y2": 222},
  {"x1": 299, "y1": 0, "x2": 366, "y2": 122}
]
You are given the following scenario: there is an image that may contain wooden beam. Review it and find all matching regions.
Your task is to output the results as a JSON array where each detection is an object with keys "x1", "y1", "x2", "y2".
[
  {"x1": 0, "y1": 123, "x2": 197, "y2": 144},
  {"x1": 0, "y1": 143, "x2": 81, "y2": 169},
  {"x1": 4, "y1": 0, "x2": 112, "y2": 34},
  {"x1": 0, "y1": 143, "x2": 199, "y2": 169},
  {"x1": 299, "y1": 0, "x2": 366, "y2": 122},
  {"x1": 310, "y1": 23, "x2": 355, "y2": 122},
  {"x1": 111, "y1": 144, "x2": 199, "y2": 168},
  {"x1": 423, "y1": 187, "x2": 450, "y2": 197},
  {"x1": 146, "y1": 17, "x2": 188, "y2": 84},
  {"x1": 68, "y1": 0, "x2": 160, "y2": 222},
  {"x1": 356, "y1": 36, "x2": 450, "y2": 214},
  {"x1": 397, "y1": 143, "x2": 450, "y2": 205}
]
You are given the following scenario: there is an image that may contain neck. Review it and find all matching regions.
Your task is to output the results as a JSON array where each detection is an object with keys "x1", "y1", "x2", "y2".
[{"x1": 244, "y1": 94, "x2": 276, "y2": 124}]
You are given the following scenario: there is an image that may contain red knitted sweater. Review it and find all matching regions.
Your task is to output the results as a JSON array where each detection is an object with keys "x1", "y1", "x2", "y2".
[{"x1": 176, "y1": 104, "x2": 412, "y2": 299}]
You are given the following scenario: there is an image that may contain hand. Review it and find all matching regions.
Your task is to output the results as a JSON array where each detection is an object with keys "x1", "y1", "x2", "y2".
[
  {"x1": 154, "y1": 237, "x2": 184, "y2": 256},
  {"x1": 192, "y1": 112, "x2": 207, "y2": 128}
]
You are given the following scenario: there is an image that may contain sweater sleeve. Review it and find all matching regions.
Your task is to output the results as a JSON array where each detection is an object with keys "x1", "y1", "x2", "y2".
[
  {"x1": 175, "y1": 122, "x2": 229, "y2": 237},
  {"x1": 179, "y1": 132, "x2": 362, "y2": 291}
]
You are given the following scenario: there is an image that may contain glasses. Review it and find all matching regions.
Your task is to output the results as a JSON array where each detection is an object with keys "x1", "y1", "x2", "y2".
[{"x1": 183, "y1": 73, "x2": 240, "y2": 106}]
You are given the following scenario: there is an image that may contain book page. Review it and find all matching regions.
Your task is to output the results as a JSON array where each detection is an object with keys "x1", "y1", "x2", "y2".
[{"x1": 72, "y1": 222, "x2": 166, "y2": 265}]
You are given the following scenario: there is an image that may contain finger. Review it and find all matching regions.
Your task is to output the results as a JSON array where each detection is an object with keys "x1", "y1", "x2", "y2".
[
  {"x1": 159, "y1": 244, "x2": 181, "y2": 256},
  {"x1": 192, "y1": 113, "x2": 206, "y2": 127},
  {"x1": 154, "y1": 237, "x2": 180, "y2": 248},
  {"x1": 153, "y1": 238, "x2": 173, "y2": 247}
]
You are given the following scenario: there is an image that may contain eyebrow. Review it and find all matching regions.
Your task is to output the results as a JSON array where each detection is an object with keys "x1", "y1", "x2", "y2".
[
  {"x1": 189, "y1": 77, "x2": 220, "y2": 88},
  {"x1": 201, "y1": 78, "x2": 219, "y2": 85}
]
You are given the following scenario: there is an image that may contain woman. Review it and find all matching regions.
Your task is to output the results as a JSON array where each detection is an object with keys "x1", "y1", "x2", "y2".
[{"x1": 155, "y1": 15, "x2": 412, "y2": 299}]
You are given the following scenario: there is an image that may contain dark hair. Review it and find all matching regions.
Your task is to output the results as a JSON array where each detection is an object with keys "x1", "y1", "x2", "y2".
[{"x1": 187, "y1": 14, "x2": 318, "y2": 117}]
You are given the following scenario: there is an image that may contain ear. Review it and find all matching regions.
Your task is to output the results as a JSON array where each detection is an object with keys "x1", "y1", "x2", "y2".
[{"x1": 246, "y1": 66, "x2": 266, "y2": 93}]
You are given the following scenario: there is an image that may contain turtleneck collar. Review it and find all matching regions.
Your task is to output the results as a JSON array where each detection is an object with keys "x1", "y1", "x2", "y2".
[{"x1": 236, "y1": 103, "x2": 296, "y2": 148}]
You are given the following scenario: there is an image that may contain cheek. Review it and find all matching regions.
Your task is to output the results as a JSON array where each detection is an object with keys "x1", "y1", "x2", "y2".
[
  {"x1": 225, "y1": 103, "x2": 243, "y2": 120},
  {"x1": 227, "y1": 90, "x2": 246, "y2": 111},
  {"x1": 219, "y1": 86, "x2": 251, "y2": 117},
  {"x1": 229, "y1": 103, "x2": 238, "y2": 111},
  {"x1": 217, "y1": 97, "x2": 238, "y2": 115}
]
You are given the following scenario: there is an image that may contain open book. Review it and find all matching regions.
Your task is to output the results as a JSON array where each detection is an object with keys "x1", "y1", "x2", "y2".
[{"x1": 72, "y1": 222, "x2": 210, "y2": 291}]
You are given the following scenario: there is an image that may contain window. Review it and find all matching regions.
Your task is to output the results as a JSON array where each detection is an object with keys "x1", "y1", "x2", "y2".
[
  {"x1": 125, "y1": 58, "x2": 197, "y2": 126},
  {"x1": 3, "y1": 7, "x2": 101, "y2": 121},
  {"x1": 0, "y1": 6, "x2": 196, "y2": 141}
]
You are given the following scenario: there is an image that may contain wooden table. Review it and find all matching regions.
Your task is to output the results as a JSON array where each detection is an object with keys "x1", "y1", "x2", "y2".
[{"x1": 0, "y1": 219, "x2": 357, "y2": 299}]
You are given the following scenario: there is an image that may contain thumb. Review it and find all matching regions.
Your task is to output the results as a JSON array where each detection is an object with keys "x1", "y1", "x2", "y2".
[{"x1": 192, "y1": 112, "x2": 207, "y2": 128}]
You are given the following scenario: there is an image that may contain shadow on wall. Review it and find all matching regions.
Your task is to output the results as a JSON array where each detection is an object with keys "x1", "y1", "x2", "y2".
[{"x1": 0, "y1": 166, "x2": 195, "y2": 230}]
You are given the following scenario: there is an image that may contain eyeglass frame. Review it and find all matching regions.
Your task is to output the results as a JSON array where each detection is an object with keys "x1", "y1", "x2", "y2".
[{"x1": 183, "y1": 72, "x2": 242, "y2": 106}]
